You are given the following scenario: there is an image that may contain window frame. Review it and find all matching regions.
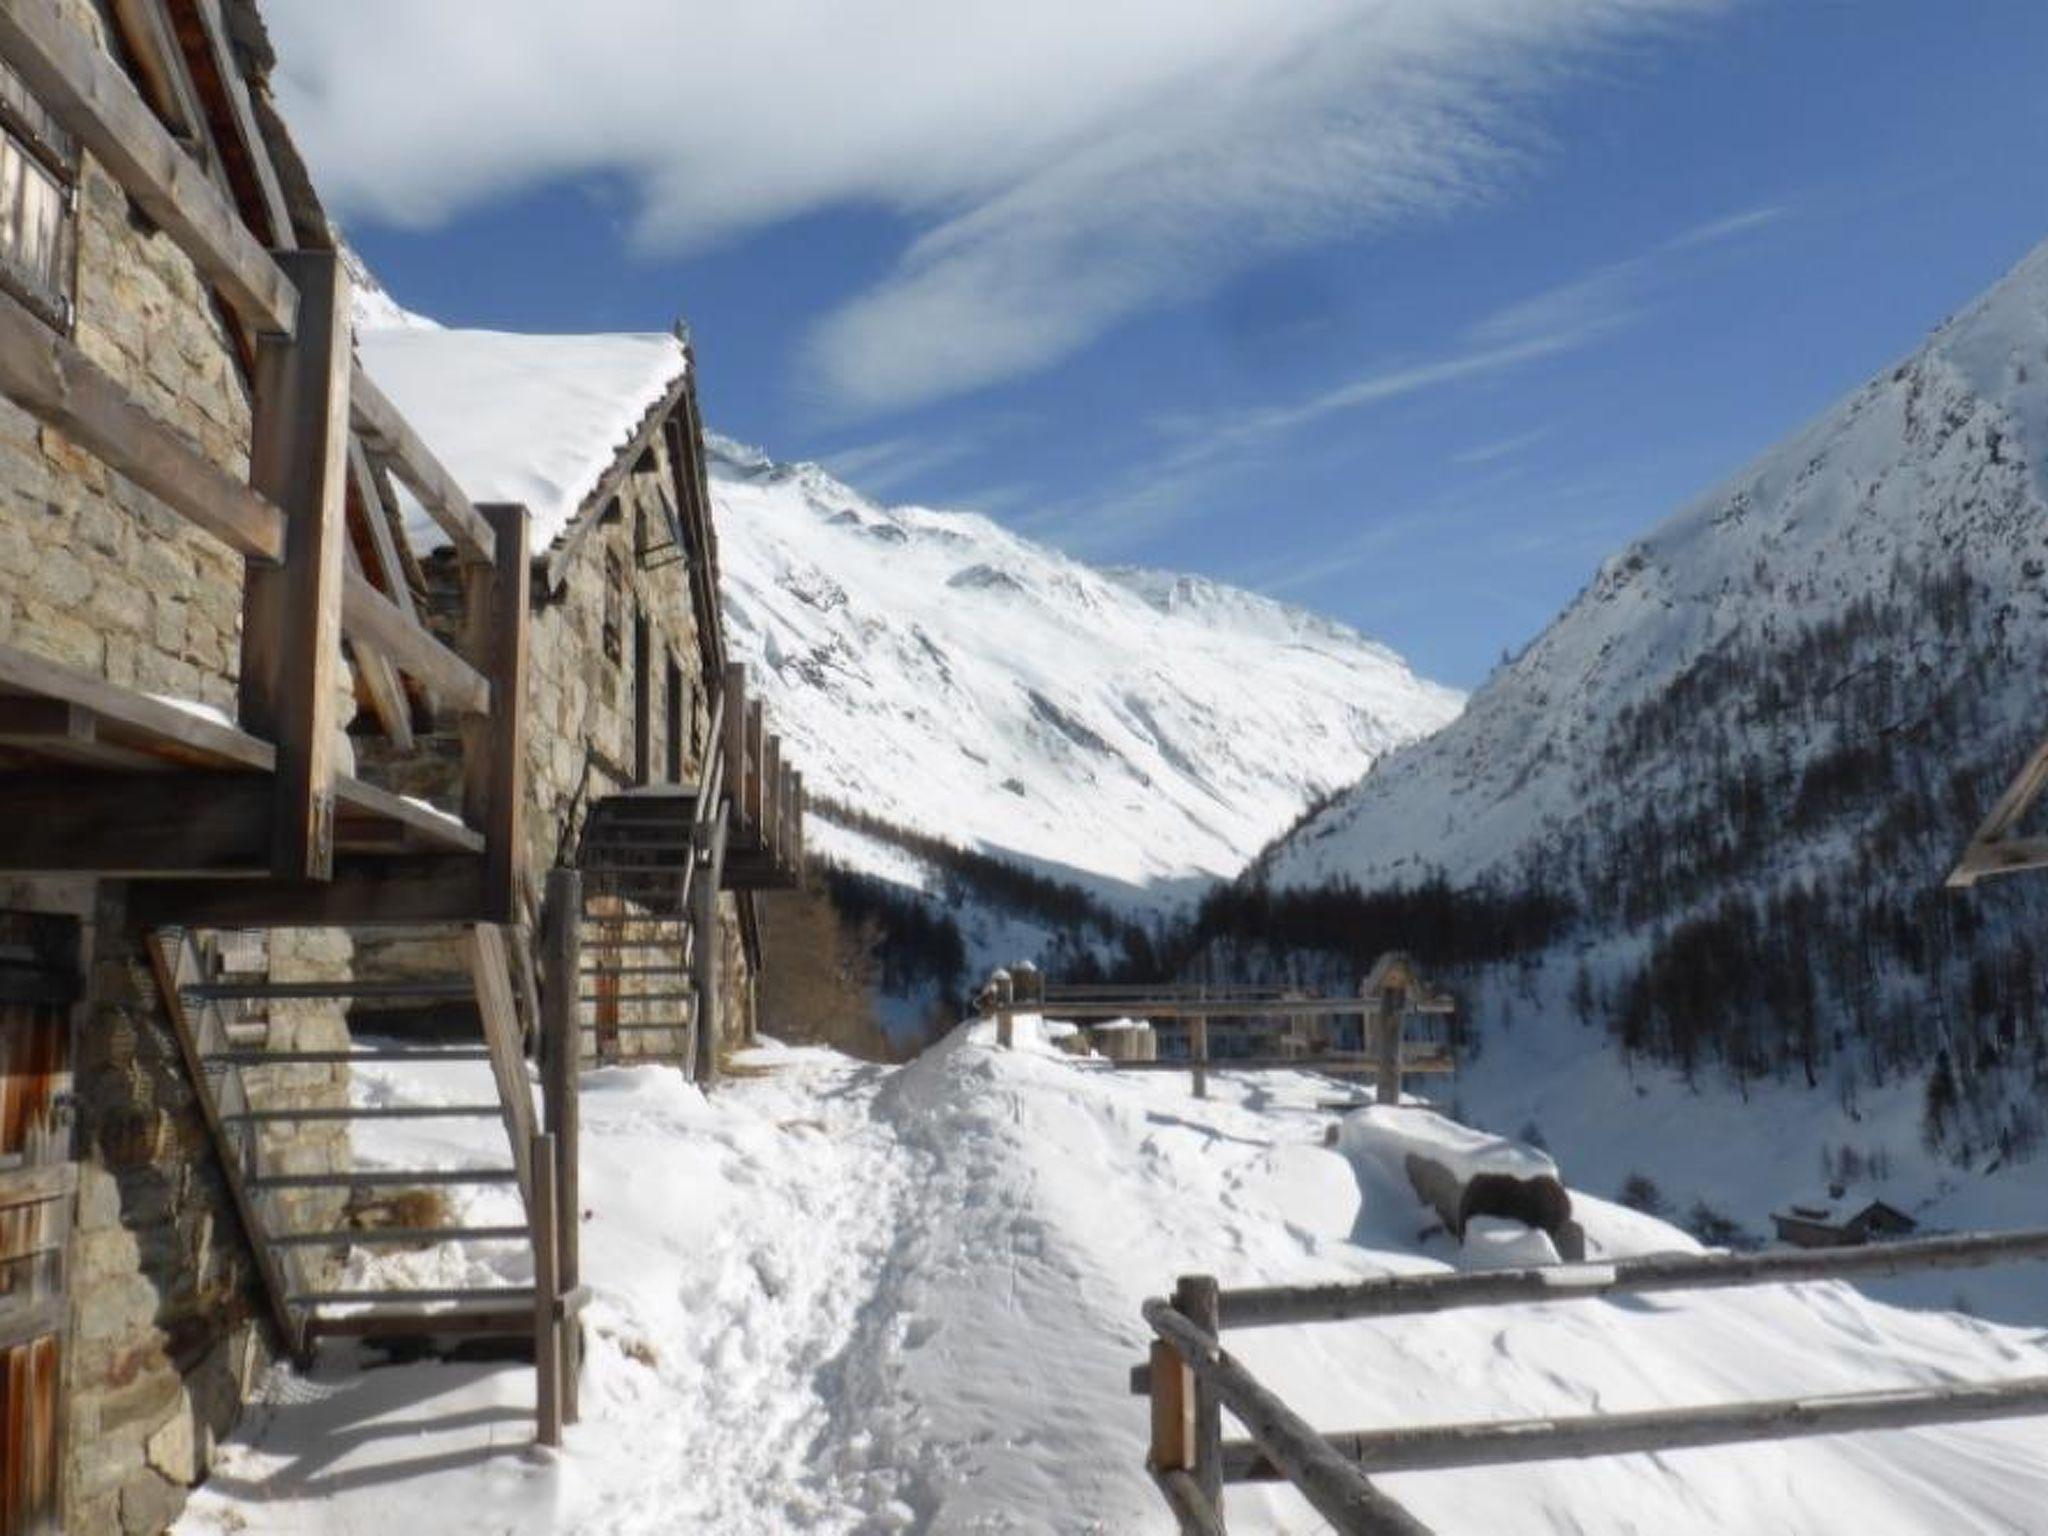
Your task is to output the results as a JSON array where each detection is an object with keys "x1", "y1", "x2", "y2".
[{"x1": 0, "y1": 60, "x2": 79, "y2": 332}]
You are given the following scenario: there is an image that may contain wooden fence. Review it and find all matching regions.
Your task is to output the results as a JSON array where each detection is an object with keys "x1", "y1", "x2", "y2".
[
  {"x1": 1136, "y1": 1225, "x2": 2048, "y2": 1533},
  {"x1": 986, "y1": 956, "x2": 1454, "y2": 1103}
]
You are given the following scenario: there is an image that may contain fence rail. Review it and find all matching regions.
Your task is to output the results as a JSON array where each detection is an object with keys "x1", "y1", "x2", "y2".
[{"x1": 1139, "y1": 1224, "x2": 2048, "y2": 1532}]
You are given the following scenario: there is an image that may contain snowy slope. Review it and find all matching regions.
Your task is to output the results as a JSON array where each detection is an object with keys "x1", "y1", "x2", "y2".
[
  {"x1": 1252, "y1": 237, "x2": 2048, "y2": 1248},
  {"x1": 712, "y1": 435, "x2": 1462, "y2": 899},
  {"x1": 175, "y1": 1033, "x2": 2048, "y2": 1535},
  {"x1": 1269, "y1": 238, "x2": 2048, "y2": 895}
]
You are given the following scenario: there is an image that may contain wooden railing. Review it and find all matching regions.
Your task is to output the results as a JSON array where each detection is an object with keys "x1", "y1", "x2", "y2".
[
  {"x1": 718, "y1": 661, "x2": 805, "y2": 878},
  {"x1": 0, "y1": 0, "x2": 528, "y2": 915},
  {"x1": 986, "y1": 957, "x2": 1455, "y2": 1102},
  {"x1": 1139, "y1": 1227, "x2": 2048, "y2": 1533}
]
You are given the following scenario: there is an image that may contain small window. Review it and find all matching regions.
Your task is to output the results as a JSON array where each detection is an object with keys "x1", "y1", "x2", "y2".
[
  {"x1": 0, "y1": 62, "x2": 76, "y2": 329},
  {"x1": 602, "y1": 550, "x2": 625, "y2": 664}
]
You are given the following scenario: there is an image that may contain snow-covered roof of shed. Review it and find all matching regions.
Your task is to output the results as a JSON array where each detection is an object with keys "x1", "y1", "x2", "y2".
[{"x1": 354, "y1": 325, "x2": 689, "y2": 555}]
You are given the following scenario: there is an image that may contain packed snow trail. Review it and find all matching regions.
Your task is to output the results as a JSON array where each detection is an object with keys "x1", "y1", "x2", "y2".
[{"x1": 179, "y1": 1025, "x2": 2048, "y2": 1534}]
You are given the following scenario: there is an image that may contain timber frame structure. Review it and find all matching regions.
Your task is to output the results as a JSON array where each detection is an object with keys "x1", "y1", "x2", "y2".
[{"x1": 0, "y1": 2, "x2": 803, "y2": 1529}]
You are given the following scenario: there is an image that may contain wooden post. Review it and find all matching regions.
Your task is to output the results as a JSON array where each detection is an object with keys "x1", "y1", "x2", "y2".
[
  {"x1": 745, "y1": 700, "x2": 766, "y2": 831},
  {"x1": 1175, "y1": 1275, "x2": 1225, "y2": 1518},
  {"x1": 463, "y1": 504, "x2": 531, "y2": 924},
  {"x1": 1190, "y1": 1017, "x2": 1209, "y2": 1100},
  {"x1": 542, "y1": 869, "x2": 583, "y2": 1423},
  {"x1": 791, "y1": 770, "x2": 805, "y2": 870},
  {"x1": 692, "y1": 807, "x2": 728, "y2": 1086},
  {"x1": 532, "y1": 1131, "x2": 562, "y2": 1447},
  {"x1": 1372, "y1": 985, "x2": 1403, "y2": 1107},
  {"x1": 993, "y1": 970, "x2": 1016, "y2": 1048},
  {"x1": 721, "y1": 663, "x2": 746, "y2": 803},
  {"x1": 241, "y1": 249, "x2": 349, "y2": 881}
]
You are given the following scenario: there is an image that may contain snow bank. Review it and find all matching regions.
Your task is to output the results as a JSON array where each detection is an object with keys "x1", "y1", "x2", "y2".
[{"x1": 178, "y1": 1029, "x2": 2048, "y2": 1535}]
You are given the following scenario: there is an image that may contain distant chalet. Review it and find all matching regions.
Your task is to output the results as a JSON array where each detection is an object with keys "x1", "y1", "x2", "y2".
[{"x1": 1771, "y1": 1197, "x2": 1919, "y2": 1250}]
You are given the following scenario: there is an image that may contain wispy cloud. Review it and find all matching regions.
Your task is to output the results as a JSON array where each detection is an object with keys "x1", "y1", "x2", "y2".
[
  {"x1": 1453, "y1": 427, "x2": 1551, "y2": 466},
  {"x1": 1028, "y1": 199, "x2": 1794, "y2": 553},
  {"x1": 268, "y1": 0, "x2": 1731, "y2": 416},
  {"x1": 821, "y1": 434, "x2": 980, "y2": 495}
]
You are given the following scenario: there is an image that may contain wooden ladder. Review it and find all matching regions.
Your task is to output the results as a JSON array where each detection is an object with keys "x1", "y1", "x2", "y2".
[{"x1": 146, "y1": 918, "x2": 579, "y2": 1438}]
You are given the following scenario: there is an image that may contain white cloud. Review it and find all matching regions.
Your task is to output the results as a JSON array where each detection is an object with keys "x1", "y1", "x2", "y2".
[{"x1": 266, "y1": 0, "x2": 1727, "y2": 414}]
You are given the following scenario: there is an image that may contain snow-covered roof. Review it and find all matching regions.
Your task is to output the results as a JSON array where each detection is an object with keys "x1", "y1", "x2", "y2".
[{"x1": 354, "y1": 325, "x2": 689, "y2": 555}]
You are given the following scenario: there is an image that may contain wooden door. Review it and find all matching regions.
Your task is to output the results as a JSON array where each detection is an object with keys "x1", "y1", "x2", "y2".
[{"x1": 0, "y1": 912, "x2": 76, "y2": 1536}]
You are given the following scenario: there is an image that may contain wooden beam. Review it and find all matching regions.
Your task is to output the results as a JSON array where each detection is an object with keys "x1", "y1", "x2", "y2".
[
  {"x1": 126, "y1": 854, "x2": 488, "y2": 928},
  {"x1": 168, "y1": 0, "x2": 295, "y2": 247},
  {"x1": 1224, "y1": 1375, "x2": 2048, "y2": 1481},
  {"x1": 107, "y1": 0, "x2": 220, "y2": 167},
  {"x1": 691, "y1": 807, "x2": 727, "y2": 1086},
  {"x1": 467, "y1": 923, "x2": 537, "y2": 1205},
  {"x1": 542, "y1": 372, "x2": 691, "y2": 594},
  {"x1": 341, "y1": 565, "x2": 488, "y2": 715},
  {"x1": 463, "y1": 504, "x2": 531, "y2": 924},
  {"x1": 721, "y1": 664, "x2": 746, "y2": 812},
  {"x1": 0, "y1": 642, "x2": 270, "y2": 769},
  {"x1": 0, "y1": 698, "x2": 161, "y2": 769},
  {"x1": 0, "y1": 772, "x2": 270, "y2": 873},
  {"x1": 745, "y1": 699, "x2": 765, "y2": 830},
  {"x1": 1175, "y1": 1277, "x2": 1225, "y2": 1513},
  {"x1": 342, "y1": 546, "x2": 413, "y2": 752},
  {"x1": 349, "y1": 368, "x2": 494, "y2": 563},
  {"x1": 0, "y1": 285, "x2": 283, "y2": 560},
  {"x1": 0, "y1": 0, "x2": 296, "y2": 334},
  {"x1": 241, "y1": 249, "x2": 349, "y2": 880},
  {"x1": 1144, "y1": 1299, "x2": 1431, "y2": 1536},
  {"x1": 1215, "y1": 1224, "x2": 2048, "y2": 1330},
  {"x1": 760, "y1": 734, "x2": 780, "y2": 856},
  {"x1": 1948, "y1": 834, "x2": 2048, "y2": 889}
]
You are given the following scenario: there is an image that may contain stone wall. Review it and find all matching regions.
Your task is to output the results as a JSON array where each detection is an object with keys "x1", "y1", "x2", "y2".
[
  {"x1": 360, "y1": 401, "x2": 758, "y2": 1059},
  {"x1": 0, "y1": 8, "x2": 354, "y2": 1530}
]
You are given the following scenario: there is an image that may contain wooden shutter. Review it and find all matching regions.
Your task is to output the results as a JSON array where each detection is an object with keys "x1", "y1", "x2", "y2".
[{"x1": 0, "y1": 912, "x2": 76, "y2": 1536}]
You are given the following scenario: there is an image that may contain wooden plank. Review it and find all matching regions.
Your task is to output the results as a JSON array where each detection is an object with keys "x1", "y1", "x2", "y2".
[
  {"x1": 349, "y1": 369, "x2": 494, "y2": 563},
  {"x1": 0, "y1": 643, "x2": 269, "y2": 767},
  {"x1": 0, "y1": 0, "x2": 295, "y2": 334},
  {"x1": 463, "y1": 504, "x2": 531, "y2": 924},
  {"x1": 170, "y1": 0, "x2": 295, "y2": 246},
  {"x1": 1144, "y1": 1299, "x2": 1431, "y2": 1536},
  {"x1": 146, "y1": 929, "x2": 302, "y2": 1356},
  {"x1": 1949, "y1": 833, "x2": 2048, "y2": 889},
  {"x1": 342, "y1": 542, "x2": 413, "y2": 751},
  {"x1": 531, "y1": 1131, "x2": 561, "y2": 1447},
  {"x1": 106, "y1": 0, "x2": 220, "y2": 167},
  {"x1": 1224, "y1": 1374, "x2": 2048, "y2": 1481},
  {"x1": 241, "y1": 249, "x2": 349, "y2": 880},
  {"x1": 0, "y1": 286, "x2": 284, "y2": 559},
  {"x1": 745, "y1": 700, "x2": 765, "y2": 832},
  {"x1": 125, "y1": 854, "x2": 489, "y2": 928},
  {"x1": 791, "y1": 770, "x2": 804, "y2": 871},
  {"x1": 1152, "y1": 1469, "x2": 1228, "y2": 1536},
  {"x1": 1149, "y1": 1338, "x2": 1193, "y2": 1472},
  {"x1": 341, "y1": 566, "x2": 488, "y2": 714},
  {"x1": 467, "y1": 924, "x2": 537, "y2": 1208},
  {"x1": 1216, "y1": 1224, "x2": 2048, "y2": 1330}
]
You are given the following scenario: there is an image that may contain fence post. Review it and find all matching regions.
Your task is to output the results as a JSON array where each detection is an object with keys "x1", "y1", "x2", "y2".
[
  {"x1": 532, "y1": 1131, "x2": 562, "y2": 1447},
  {"x1": 1373, "y1": 985, "x2": 1404, "y2": 1107},
  {"x1": 1175, "y1": 1275, "x2": 1225, "y2": 1519},
  {"x1": 994, "y1": 970, "x2": 1016, "y2": 1048},
  {"x1": 1190, "y1": 1016, "x2": 1209, "y2": 1100},
  {"x1": 542, "y1": 868, "x2": 582, "y2": 1424}
]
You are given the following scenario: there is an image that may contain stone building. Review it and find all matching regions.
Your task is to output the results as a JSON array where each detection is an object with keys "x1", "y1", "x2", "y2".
[{"x1": 0, "y1": 3, "x2": 798, "y2": 1531}]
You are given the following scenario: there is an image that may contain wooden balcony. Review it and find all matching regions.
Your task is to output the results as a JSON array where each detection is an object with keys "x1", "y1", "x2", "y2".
[{"x1": 0, "y1": 1, "x2": 528, "y2": 926}]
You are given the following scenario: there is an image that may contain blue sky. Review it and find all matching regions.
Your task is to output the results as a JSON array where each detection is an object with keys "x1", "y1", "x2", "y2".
[{"x1": 274, "y1": 1, "x2": 2048, "y2": 688}]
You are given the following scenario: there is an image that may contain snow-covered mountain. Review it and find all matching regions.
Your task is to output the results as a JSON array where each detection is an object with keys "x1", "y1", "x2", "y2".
[
  {"x1": 711, "y1": 435, "x2": 1461, "y2": 903},
  {"x1": 1250, "y1": 237, "x2": 2048, "y2": 1255}
]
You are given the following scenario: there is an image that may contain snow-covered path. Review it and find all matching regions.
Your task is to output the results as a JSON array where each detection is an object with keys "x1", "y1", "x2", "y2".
[{"x1": 179, "y1": 1026, "x2": 2048, "y2": 1535}]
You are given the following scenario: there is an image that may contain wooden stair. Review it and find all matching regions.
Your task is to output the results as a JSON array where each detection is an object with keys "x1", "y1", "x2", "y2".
[{"x1": 145, "y1": 923, "x2": 576, "y2": 1368}]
